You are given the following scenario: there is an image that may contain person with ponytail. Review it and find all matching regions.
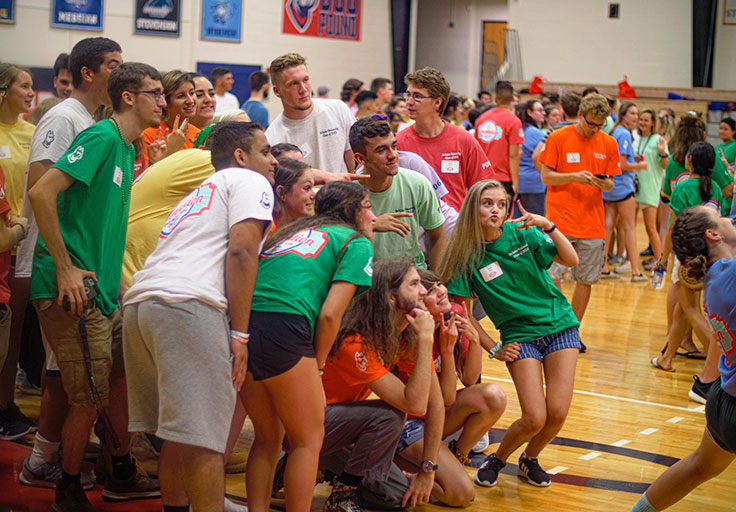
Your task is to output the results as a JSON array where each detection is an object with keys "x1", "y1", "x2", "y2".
[
  {"x1": 271, "y1": 157, "x2": 316, "y2": 229},
  {"x1": 243, "y1": 182, "x2": 375, "y2": 512},
  {"x1": 630, "y1": 205, "x2": 736, "y2": 512},
  {"x1": 652, "y1": 142, "x2": 724, "y2": 372}
]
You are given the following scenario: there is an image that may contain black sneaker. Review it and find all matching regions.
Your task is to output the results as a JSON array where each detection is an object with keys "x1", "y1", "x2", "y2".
[
  {"x1": 579, "y1": 341, "x2": 587, "y2": 353},
  {"x1": 101, "y1": 464, "x2": 160, "y2": 502},
  {"x1": 0, "y1": 408, "x2": 34, "y2": 441},
  {"x1": 53, "y1": 481, "x2": 99, "y2": 512},
  {"x1": 475, "y1": 453, "x2": 505, "y2": 487},
  {"x1": 324, "y1": 479, "x2": 364, "y2": 512},
  {"x1": 640, "y1": 246, "x2": 654, "y2": 256},
  {"x1": 3, "y1": 401, "x2": 38, "y2": 431},
  {"x1": 518, "y1": 455, "x2": 551, "y2": 487},
  {"x1": 688, "y1": 375, "x2": 719, "y2": 404}
]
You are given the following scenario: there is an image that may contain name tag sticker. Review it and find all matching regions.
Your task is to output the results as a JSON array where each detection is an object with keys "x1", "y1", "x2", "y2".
[
  {"x1": 566, "y1": 152, "x2": 580, "y2": 163},
  {"x1": 479, "y1": 261, "x2": 504, "y2": 282},
  {"x1": 441, "y1": 160, "x2": 460, "y2": 174},
  {"x1": 113, "y1": 166, "x2": 123, "y2": 187},
  {"x1": 0, "y1": 146, "x2": 10, "y2": 159},
  {"x1": 300, "y1": 142, "x2": 312, "y2": 157}
]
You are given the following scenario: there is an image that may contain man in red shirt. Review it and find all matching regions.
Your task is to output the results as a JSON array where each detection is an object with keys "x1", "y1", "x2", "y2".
[
  {"x1": 396, "y1": 67, "x2": 494, "y2": 211},
  {"x1": 474, "y1": 81, "x2": 523, "y2": 196},
  {"x1": 538, "y1": 94, "x2": 620, "y2": 351}
]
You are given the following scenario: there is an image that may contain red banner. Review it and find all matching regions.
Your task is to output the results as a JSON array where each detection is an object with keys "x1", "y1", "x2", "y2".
[{"x1": 282, "y1": 0, "x2": 361, "y2": 41}]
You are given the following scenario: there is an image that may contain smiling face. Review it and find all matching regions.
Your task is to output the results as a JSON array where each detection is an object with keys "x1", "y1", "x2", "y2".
[
  {"x1": 167, "y1": 81, "x2": 196, "y2": 123},
  {"x1": 357, "y1": 131, "x2": 399, "y2": 179},
  {"x1": 719, "y1": 121, "x2": 735, "y2": 144},
  {"x1": 54, "y1": 69, "x2": 73, "y2": 99},
  {"x1": 274, "y1": 64, "x2": 312, "y2": 113},
  {"x1": 422, "y1": 281, "x2": 452, "y2": 316},
  {"x1": 192, "y1": 76, "x2": 216, "y2": 126},
  {"x1": 479, "y1": 186, "x2": 509, "y2": 232},
  {"x1": 638, "y1": 111, "x2": 654, "y2": 136},
  {"x1": 4, "y1": 71, "x2": 34, "y2": 116},
  {"x1": 281, "y1": 169, "x2": 316, "y2": 220}
]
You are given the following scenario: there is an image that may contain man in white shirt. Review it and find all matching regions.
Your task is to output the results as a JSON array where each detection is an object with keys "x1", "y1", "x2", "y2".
[
  {"x1": 265, "y1": 53, "x2": 356, "y2": 173},
  {"x1": 212, "y1": 67, "x2": 240, "y2": 114}
]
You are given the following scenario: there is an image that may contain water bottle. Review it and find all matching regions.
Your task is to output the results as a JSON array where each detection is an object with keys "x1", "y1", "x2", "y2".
[{"x1": 651, "y1": 262, "x2": 665, "y2": 290}]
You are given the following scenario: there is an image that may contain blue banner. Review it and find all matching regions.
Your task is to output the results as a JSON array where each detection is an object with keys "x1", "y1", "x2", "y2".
[
  {"x1": 51, "y1": 0, "x2": 103, "y2": 31},
  {"x1": 0, "y1": 0, "x2": 14, "y2": 24},
  {"x1": 201, "y1": 0, "x2": 241, "y2": 42}
]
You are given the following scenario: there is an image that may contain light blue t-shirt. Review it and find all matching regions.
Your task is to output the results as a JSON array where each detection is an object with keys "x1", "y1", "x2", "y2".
[
  {"x1": 602, "y1": 125, "x2": 635, "y2": 202},
  {"x1": 518, "y1": 125, "x2": 546, "y2": 194},
  {"x1": 242, "y1": 100, "x2": 269, "y2": 128},
  {"x1": 703, "y1": 255, "x2": 736, "y2": 397}
]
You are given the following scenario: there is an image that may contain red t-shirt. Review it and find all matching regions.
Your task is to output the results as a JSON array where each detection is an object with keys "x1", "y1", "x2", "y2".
[
  {"x1": 538, "y1": 125, "x2": 621, "y2": 239},
  {"x1": 474, "y1": 107, "x2": 524, "y2": 182},
  {"x1": 396, "y1": 121, "x2": 495, "y2": 211},
  {"x1": 322, "y1": 334, "x2": 390, "y2": 404},
  {"x1": 0, "y1": 166, "x2": 12, "y2": 303}
]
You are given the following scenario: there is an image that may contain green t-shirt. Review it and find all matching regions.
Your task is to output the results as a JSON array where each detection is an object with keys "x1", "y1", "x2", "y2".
[
  {"x1": 446, "y1": 223, "x2": 579, "y2": 345},
  {"x1": 715, "y1": 140, "x2": 735, "y2": 213},
  {"x1": 251, "y1": 225, "x2": 373, "y2": 330},
  {"x1": 662, "y1": 155, "x2": 731, "y2": 208},
  {"x1": 31, "y1": 119, "x2": 134, "y2": 316},
  {"x1": 634, "y1": 134, "x2": 668, "y2": 208},
  {"x1": 193, "y1": 123, "x2": 215, "y2": 149},
  {"x1": 669, "y1": 177, "x2": 725, "y2": 216},
  {"x1": 368, "y1": 168, "x2": 444, "y2": 269}
]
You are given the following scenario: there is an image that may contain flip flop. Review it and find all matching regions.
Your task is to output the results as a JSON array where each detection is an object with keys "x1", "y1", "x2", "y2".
[
  {"x1": 677, "y1": 350, "x2": 707, "y2": 360},
  {"x1": 651, "y1": 357, "x2": 675, "y2": 372}
]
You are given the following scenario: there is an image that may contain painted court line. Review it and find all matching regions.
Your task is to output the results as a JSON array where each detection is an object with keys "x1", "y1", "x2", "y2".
[
  {"x1": 666, "y1": 416, "x2": 684, "y2": 424},
  {"x1": 547, "y1": 466, "x2": 568, "y2": 475},
  {"x1": 481, "y1": 375, "x2": 705, "y2": 413},
  {"x1": 578, "y1": 452, "x2": 601, "y2": 461},
  {"x1": 611, "y1": 439, "x2": 631, "y2": 447},
  {"x1": 639, "y1": 428, "x2": 659, "y2": 435}
]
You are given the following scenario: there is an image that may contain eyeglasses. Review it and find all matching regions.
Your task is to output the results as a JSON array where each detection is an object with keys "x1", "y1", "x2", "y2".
[
  {"x1": 130, "y1": 89, "x2": 165, "y2": 101},
  {"x1": 583, "y1": 115, "x2": 605, "y2": 128},
  {"x1": 402, "y1": 92, "x2": 434, "y2": 102},
  {"x1": 0, "y1": 86, "x2": 7, "y2": 97}
]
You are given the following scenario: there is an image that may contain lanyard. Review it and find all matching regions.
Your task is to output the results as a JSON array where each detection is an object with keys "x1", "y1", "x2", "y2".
[{"x1": 637, "y1": 135, "x2": 653, "y2": 155}]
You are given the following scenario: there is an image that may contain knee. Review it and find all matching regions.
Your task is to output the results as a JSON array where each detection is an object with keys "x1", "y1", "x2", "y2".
[
  {"x1": 545, "y1": 408, "x2": 569, "y2": 429},
  {"x1": 519, "y1": 412, "x2": 546, "y2": 435},
  {"x1": 479, "y1": 384, "x2": 507, "y2": 414},
  {"x1": 442, "y1": 476, "x2": 474, "y2": 507},
  {"x1": 288, "y1": 424, "x2": 324, "y2": 451}
]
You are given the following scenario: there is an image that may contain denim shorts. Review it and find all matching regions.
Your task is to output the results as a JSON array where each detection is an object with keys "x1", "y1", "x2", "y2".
[
  {"x1": 396, "y1": 418, "x2": 425, "y2": 452},
  {"x1": 513, "y1": 326, "x2": 582, "y2": 362}
]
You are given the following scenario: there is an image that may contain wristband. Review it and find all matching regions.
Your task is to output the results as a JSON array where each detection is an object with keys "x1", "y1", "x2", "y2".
[
  {"x1": 543, "y1": 222, "x2": 556, "y2": 234},
  {"x1": 659, "y1": 154, "x2": 667, "y2": 159},
  {"x1": 231, "y1": 330, "x2": 249, "y2": 344},
  {"x1": 488, "y1": 343, "x2": 501, "y2": 358}
]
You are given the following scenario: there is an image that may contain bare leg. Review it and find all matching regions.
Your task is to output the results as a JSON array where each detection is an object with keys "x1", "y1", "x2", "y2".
[
  {"x1": 61, "y1": 406, "x2": 97, "y2": 474},
  {"x1": 159, "y1": 441, "x2": 188, "y2": 507},
  {"x1": 0, "y1": 275, "x2": 29, "y2": 407},
  {"x1": 677, "y1": 286, "x2": 710, "y2": 353},
  {"x1": 700, "y1": 334, "x2": 722, "y2": 383},
  {"x1": 658, "y1": 301, "x2": 688, "y2": 369},
  {"x1": 160, "y1": 441, "x2": 224, "y2": 512},
  {"x1": 603, "y1": 202, "x2": 616, "y2": 267},
  {"x1": 571, "y1": 283, "x2": 592, "y2": 323},
  {"x1": 224, "y1": 396, "x2": 246, "y2": 461},
  {"x1": 37, "y1": 374, "x2": 68, "y2": 442},
  {"x1": 642, "y1": 206, "x2": 662, "y2": 262},
  {"x1": 619, "y1": 197, "x2": 641, "y2": 275},
  {"x1": 442, "y1": 383, "x2": 506, "y2": 455}
]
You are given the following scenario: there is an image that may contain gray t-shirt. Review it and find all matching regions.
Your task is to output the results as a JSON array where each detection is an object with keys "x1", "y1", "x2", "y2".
[
  {"x1": 266, "y1": 98, "x2": 355, "y2": 173},
  {"x1": 15, "y1": 98, "x2": 94, "y2": 277}
]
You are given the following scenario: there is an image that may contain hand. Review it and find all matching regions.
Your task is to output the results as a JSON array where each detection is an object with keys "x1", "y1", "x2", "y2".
[
  {"x1": 166, "y1": 115, "x2": 189, "y2": 153},
  {"x1": 657, "y1": 138, "x2": 666, "y2": 153},
  {"x1": 230, "y1": 334, "x2": 248, "y2": 392},
  {"x1": 719, "y1": 147, "x2": 734, "y2": 174},
  {"x1": 495, "y1": 342, "x2": 520, "y2": 361},
  {"x1": 374, "y1": 212, "x2": 412, "y2": 237},
  {"x1": 438, "y1": 312, "x2": 458, "y2": 356},
  {"x1": 637, "y1": 161, "x2": 648, "y2": 171},
  {"x1": 322, "y1": 172, "x2": 371, "y2": 183},
  {"x1": 591, "y1": 175, "x2": 610, "y2": 190},
  {"x1": 575, "y1": 171, "x2": 595, "y2": 186},
  {"x1": 405, "y1": 307, "x2": 435, "y2": 340},
  {"x1": 401, "y1": 470, "x2": 434, "y2": 508},
  {"x1": 56, "y1": 266, "x2": 97, "y2": 316},
  {"x1": 147, "y1": 126, "x2": 167, "y2": 164},
  {"x1": 9, "y1": 216, "x2": 29, "y2": 240},
  {"x1": 456, "y1": 303, "x2": 479, "y2": 346},
  {"x1": 510, "y1": 202, "x2": 551, "y2": 231}
]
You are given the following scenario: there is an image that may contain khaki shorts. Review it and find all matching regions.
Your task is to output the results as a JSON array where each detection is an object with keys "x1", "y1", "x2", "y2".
[
  {"x1": 548, "y1": 237, "x2": 605, "y2": 285},
  {"x1": 33, "y1": 299, "x2": 124, "y2": 408}
]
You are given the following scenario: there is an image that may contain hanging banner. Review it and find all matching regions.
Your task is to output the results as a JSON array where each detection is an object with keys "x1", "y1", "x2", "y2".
[
  {"x1": 282, "y1": 0, "x2": 361, "y2": 41},
  {"x1": 725, "y1": 0, "x2": 736, "y2": 25},
  {"x1": 0, "y1": 0, "x2": 14, "y2": 25},
  {"x1": 135, "y1": 0, "x2": 180, "y2": 36},
  {"x1": 201, "y1": 0, "x2": 242, "y2": 42},
  {"x1": 51, "y1": 0, "x2": 103, "y2": 31}
]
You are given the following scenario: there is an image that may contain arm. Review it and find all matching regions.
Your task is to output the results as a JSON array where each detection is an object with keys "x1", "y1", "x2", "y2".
[
  {"x1": 0, "y1": 216, "x2": 28, "y2": 253},
  {"x1": 314, "y1": 281, "x2": 358, "y2": 370},
  {"x1": 225, "y1": 218, "x2": 268, "y2": 392},
  {"x1": 27, "y1": 160, "x2": 54, "y2": 191},
  {"x1": 620, "y1": 154, "x2": 646, "y2": 172},
  {"x1": 455, "y1": 303, "x2": 481, "y2": 387},
  {"x1": 512, "y1": 203, "x2": 578, "y2": 266},
  {"x1": 311, "y1": 168, "x2": 370, "y2": 185},
  {"x1": 459, "y1": 296, "x2": 520, "y2": 361},
  {"x1": 540, "y1": 162, "x2": 594, "y2": 187},
  {"x1": 426, "y1": 225, "x2": 446, "y2": 270},
  {"x1": 437, "y1": 313, "x2": 459, "y2": 406},
  {"x1": 29, "y1": 168, "x2": 95, "y2": 315},
  {"x1": 531, "y1": 142, "x2": 544, "y2": 171},
  {"x1": 343, "y1": 149, "x2": 356, "y2": 172},
  {"x1": 509, "y1": 143, "x2": 520, "y2": 192}
]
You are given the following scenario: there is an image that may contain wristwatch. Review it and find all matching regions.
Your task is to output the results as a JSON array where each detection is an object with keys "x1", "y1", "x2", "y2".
[
  {"x1": 421, "y1": 460, "x2": 439, "y2": 472},
  {"x1": 543, "y1": 222, "x2": 556, "y2": 234}
]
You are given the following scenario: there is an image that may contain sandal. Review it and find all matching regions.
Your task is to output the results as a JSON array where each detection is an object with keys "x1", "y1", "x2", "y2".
[
  {"x1": 651, "y1": 357, "x2": 675, "y2": 372},
  {"x1": 676, "y1": 350, "x2": 707, "y2": 360}
]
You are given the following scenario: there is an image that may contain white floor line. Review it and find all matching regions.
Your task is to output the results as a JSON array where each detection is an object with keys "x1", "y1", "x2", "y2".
[
  {"x1": 639, "y1": 428, "x2": 659, "y2": 435},
  {"x1": 666, "y1": 416, "x2": 684, "y2": 424},
  {"x1": 578, "y1": 452, "x2": 601, "y2": 461},
  {"x1": 481, "y1": 375, "x2": 706, "y2": 413},
  {"x1": 547, "y1": 466, "x2": 568, "y2": 475},
  {"x1": 611, "y1": 439, "x2": 631, "y2": 447}
]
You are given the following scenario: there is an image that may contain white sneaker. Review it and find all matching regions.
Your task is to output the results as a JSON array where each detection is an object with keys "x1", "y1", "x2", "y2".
[
  {"x1": 471, "y1": 432, "x2": 490, "y2": 453},
  {"x1": 614, "y1": 260, "x2": 632, "y2": 274}
]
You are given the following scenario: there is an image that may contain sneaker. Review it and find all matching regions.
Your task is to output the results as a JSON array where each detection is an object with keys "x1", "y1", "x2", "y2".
[
  {"x1": 18, "y1": 376, "x2": 42, "y2": 396},
  {"x1": 471, "y1": 432, "x2": 490, "y2": 453},
  {"x1": 0, "y1": 412, "x2": 34, "y2": 441},
  {"x1": 52, "y1": 481, "x2": 98, "y2": 512},
  {"x1": 688, "y1": 375, "x2": 719, "y2": 404},
  {"x1": 225, "y1": 447, "x2": 247, "y2": 474},
  {"x1": 600, "y1": 271, "x2": 620, "y2": 279},
  {"x1": 614, "y1": 261, "x2": 632, "y2": 274},
  {"x1": 101, "y1": 465, "x2": 160, "y2": 502},
  {"x1": 518, "y1": 455, "x2": 551, "y2": 487},
  {"x1": 608, "y1": 254, "x2": 625, "y2": 266},
  {"x1": 475, "y1": 453, "x2": 505, "y2": 487},
  {"x1": 20, "y1": 457, "x2": 97, "y2": 490},
  {"x1": 3, "y1": 401, "x2": 37, "y2": 431},
  {"x1": 640, "y1": 246, "x2": 654, "y2": 256},
  {"x1": 631, "y1": 273, "x2": 648, "y2": 283},
  {"x1": 324, "y1": 479, "x2": 363, "y2": 512},
  {"x1": 643, "y1": 258, "x2": 656, "y2": 271},
  {"x1": 579, "y1": 341, "x2": 587, "y2": 353}
]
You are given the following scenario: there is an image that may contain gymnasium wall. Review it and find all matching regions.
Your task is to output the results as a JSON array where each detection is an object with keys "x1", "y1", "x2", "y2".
[
  {"x1": 0, "y1": 0, "x2": 393, "y2": 119},
  {"x1": 714, "y1": 0, "x2": 736, "y2": 90}
]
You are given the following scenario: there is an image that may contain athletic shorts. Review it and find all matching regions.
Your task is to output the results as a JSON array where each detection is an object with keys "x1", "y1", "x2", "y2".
[
  {"x1": 396, "y1": 418, "x2": 425, "y2": 452},
  {"x1": 123, "y1": 298, "x2": 236, "y2": 454},
  {"x1": 512, "y1": 326, "x2": 582, "y2": 363},
  {"x1": 247, "y1": 310, "x2": 313, "y2": 381},
  {"x1": 33, "y1": 299, "x2": 124, "y2": 408},
  {"x1": 705, "y1": 377, "x2": 736, "y2": 453},
  {"x1": 548, "y1": 237, "x2": 605, "y2": 285},
  {"x1": 604, "y1": 192, "x2": 635, "y2": 204}
]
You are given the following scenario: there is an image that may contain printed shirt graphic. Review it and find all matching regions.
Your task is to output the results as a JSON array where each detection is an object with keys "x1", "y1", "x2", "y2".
[
  {"x1": 252, "y1": 224, "x2": 373, "y2": 330},
  {"x1": 322, "y1": 334, "x2": 390, "y2": 404},
  {"x1": 669, "y1": 178, "x2": 725, "y2": 217},
  {"x1": 124, "y1": 168, "x2": 273, "y2": 312},
  {"x1": 474, "y1": 107, "x2": 523, "y2": 181},
  {"x1": 703, "y1": 256, "x2": 736, "y2": 397}
]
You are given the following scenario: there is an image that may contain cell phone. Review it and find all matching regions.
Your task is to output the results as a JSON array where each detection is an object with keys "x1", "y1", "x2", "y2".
[
  {"x1": 595, "y1": 174, "x2": 608, "y2": 180},
  {"x1": 62, "y1": 276, "x2": 100, "y2": 312}
]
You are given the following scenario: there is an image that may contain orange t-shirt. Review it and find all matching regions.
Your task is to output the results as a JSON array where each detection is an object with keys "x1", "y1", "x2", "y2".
[
  {"x1": 539, "y1": 125, "x2": 620, "y2": 239},
  {"x1": 322, "y1": 334, "x2": 390, "y2": 405},
  {"x1": 141, "y1": 120, "x2": 201, "y2": 169}
]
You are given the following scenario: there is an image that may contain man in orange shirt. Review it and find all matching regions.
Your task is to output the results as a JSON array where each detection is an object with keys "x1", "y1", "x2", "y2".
[{"x1": 538, "y1": 94, "x2": 620, "y2": 351}]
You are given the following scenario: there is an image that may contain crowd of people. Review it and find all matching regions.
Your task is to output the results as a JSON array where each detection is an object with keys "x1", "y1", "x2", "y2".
[{"x1": 0, "y1": 36, "x2": 735, "y2": 512}]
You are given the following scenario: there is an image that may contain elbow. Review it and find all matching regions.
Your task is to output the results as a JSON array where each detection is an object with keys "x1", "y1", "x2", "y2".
[
  {"x1": 406, "y1": 403, "x2": 427, "y2": 418},
  {"x1": 227, "y1": 244, "x2": 258, "y2": 267},
  {"x1": 566, "y1": 253, "x2": 580, "y2": 267}
]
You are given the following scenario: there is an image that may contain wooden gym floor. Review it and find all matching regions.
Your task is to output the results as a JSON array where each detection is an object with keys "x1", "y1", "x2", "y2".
[{"x1": 2, "y1": 221, "x2": 734, "y2": 511}]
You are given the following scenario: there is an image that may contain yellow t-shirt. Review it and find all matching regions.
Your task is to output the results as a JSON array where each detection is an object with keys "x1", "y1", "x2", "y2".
[
  {"x1": 0, "y1": 118, "x2": 35, "y2": 218},
  {"x1": 123, "y1": 148, "x2": 215, "y2": 287}
]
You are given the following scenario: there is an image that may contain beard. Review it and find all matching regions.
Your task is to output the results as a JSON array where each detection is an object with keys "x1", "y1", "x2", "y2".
[{"x1": 395, "y1": 292, "x2": 419, "y2": 314}]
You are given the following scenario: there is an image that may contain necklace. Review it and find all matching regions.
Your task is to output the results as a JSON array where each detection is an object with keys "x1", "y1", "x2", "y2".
[{"x1": 109, "y1": 116, "x2": 133, "y2": 207}]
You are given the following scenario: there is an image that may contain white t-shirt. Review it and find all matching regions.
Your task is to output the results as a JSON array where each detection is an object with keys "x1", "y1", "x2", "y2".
[
  {"x1": 266, "y1": 98, "x2": 355, "y2": 173},
  {"x1": 15, "y1": 98, "x2": 94, "y2": 278},
  {"x1": 124, "y1": 168, "x2": 273, "y2": 312},
  {"x1": 214, "y1": 92, "x2": 240, "y2": 114}
]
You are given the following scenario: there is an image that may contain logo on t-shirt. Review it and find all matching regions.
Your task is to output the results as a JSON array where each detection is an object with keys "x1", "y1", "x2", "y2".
[
  {"x1": 673, "y1": 172, "x2": 690, "y2": 189},
  {"x1": 363, "y1": 257, "x2": 373, "y2": 277},
  {"x1": 160, "y1": 182, "x2": 217, "y2": 239},
  {"x1": 355, "y1": 351, "x2": 368, "y2": 371},
  {"x1": 67, "y1": 145, "x2": 84, "y2": 163},
  {"x1": 703, "y1": 199, "x2": 720, "y2": 211},
  {"x1": 0, "y1": 185, "x2": 5, "y2": 200},
  {"x1": 260, "y1": 191, "x2": 271, "y2": 209},
  {"x1": 477, "y1": 120, "x2": 503, "y2": 143},
  {"x1": 260, "y1": 228, "x2": 329, "y2": 259},
  {"x1": 708, "y1": 311, "x2": 735, "y2": 365},
  {"x1": 43, "y1": 130, "x2": 55, "y2": 149}
]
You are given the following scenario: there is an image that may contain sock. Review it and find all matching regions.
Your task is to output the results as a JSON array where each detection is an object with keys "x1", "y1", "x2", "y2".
[
  {"x1": 111, "y1": 452, "x2": 135, "y2": 480},
  {"x1": 337, "y1": 471, "x2": 362, "y2": 488},
  {"x1": 629, "y1": 493, "x2": 659, "y2": 512},
  {"x1": 223, "y1": 497, "x2": 249, "y2": 512},
  {"x1": 163, "y1": 506, "x2": 189, "y2": 512},
  {"x1": 59, "y1": 471, "x2": 80, "y2": 490},
  {"x1": 28, "y1": 433, "x2": 60, "y2": 470}
]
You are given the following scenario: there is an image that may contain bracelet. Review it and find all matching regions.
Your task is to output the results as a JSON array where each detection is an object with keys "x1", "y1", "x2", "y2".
[
  {"x1": 543, "y1": 222, "x2": 556, "y2": 234},
  {"x1": 488, "y1": 343, "x2": 501, "y2": 358},
  {"x1": 318, "y1": 368, "x2": 325, "y2": 376},
  {"x1": 659, "y1": 154, "x2": 667, "y2": 159},
  {"x1": 230, "y1": 330, "x2": 249, "y2": 344},
  {"x1": 14, "y1": 223, "x2": 27, "y2": 239}
]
